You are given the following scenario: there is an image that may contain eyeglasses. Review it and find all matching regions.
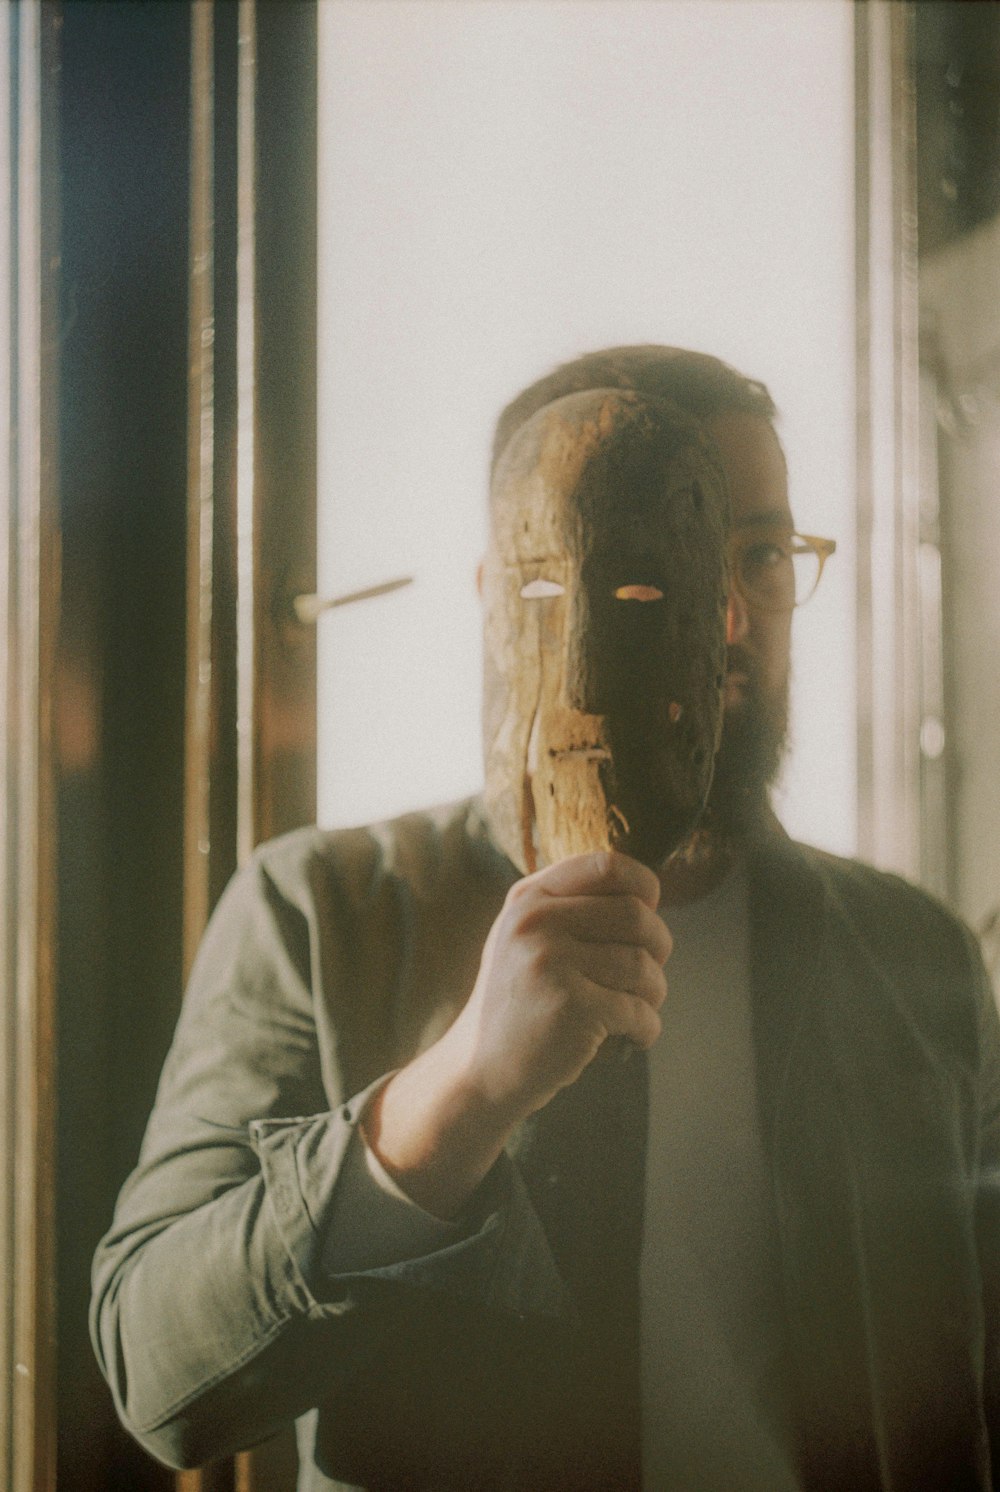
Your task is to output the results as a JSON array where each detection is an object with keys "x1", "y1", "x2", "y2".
[{"x1": 729, "y1": 530, "x2": 836, "y2": 612}]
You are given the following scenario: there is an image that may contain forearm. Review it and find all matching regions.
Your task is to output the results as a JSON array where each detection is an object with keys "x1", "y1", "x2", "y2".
[{"x1": 363, "y1": 1024, "x2": 525, "y2": 1220}]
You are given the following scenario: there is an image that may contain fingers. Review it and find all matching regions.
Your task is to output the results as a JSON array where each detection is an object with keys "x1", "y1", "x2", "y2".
[
  {"x1": 465, "y1": 851, "x2": 674, "y2": 1112},
  {"x1": 540, "y1": 896, "x2": 673, "y2": 965},
  {"x1": 522, "y1": 850, "x2": 662, "y2": 911},
  {"x1": 584, "y1": 983, "x2": 663, "y2": 1050},
  {"x1": 568, "y1": 941, "x2": 667, "y2": 1010},
  {"x1": 509, "y1": 855, "x2": 671, "y2": 968}
]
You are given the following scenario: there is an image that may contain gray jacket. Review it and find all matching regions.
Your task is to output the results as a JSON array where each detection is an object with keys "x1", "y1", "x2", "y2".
[{"x1": 91, "y1": 799, "x2": 1000, "y2": 1490}]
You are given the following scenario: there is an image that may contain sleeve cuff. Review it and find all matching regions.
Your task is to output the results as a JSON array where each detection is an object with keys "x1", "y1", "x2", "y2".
[
  {"x1": 321, "y1": 1127, "x2": 463, "y2": 1274},
  {"x1": 249, "y1": 1080, "x2": 577, "y2": 1324}
]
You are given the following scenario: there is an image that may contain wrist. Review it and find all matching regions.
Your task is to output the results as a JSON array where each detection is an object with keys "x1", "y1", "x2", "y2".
[{"x1": 361, "y1": 1026, "x2": 522, "y2": 1220}]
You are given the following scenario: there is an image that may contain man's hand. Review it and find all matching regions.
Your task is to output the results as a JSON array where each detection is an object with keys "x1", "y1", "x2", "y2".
[
  {"x1": 452, "y1": 850, "x2": 670, "y2": 1116},
  {"x1": 362, "y1": 852, "x2": 670, "y2": 1218}
]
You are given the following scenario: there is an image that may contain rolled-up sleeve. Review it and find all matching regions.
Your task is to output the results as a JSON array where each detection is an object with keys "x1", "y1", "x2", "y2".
[{"x1": 90, "y1": 835, "x2": 571, "y2": 1471}]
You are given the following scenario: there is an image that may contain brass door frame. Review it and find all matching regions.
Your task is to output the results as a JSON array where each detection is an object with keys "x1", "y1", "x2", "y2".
[
  {"x1": 1, "y1": 3, "x2": 61, "y2": 1488},
  {"x1": 179, "y1": 3, "x2": 317, "y2": 1488},
  {"x1": 854, "y1": 0, "x2": 928, "y2": 885},
  {"x1": 1, "y1": 2, "x2": 316, "y2": 1487}
]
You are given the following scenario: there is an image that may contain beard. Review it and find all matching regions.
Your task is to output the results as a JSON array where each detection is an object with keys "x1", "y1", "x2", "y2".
[{"x1": 704, "y1": 649, "x2": 789, "y2": 840}]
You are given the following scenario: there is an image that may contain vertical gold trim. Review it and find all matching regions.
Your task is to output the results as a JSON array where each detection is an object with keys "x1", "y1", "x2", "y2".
[
  {"x1": 0, "y1": 6, "x2": 15, "y2": 1480},
  {"x1": 0, "y1": 8, "x2": 15, "y2": 1476},
  {"x1": 233, "y1": 6, "x2": 259, "y2": 1485},
  {"x1": 12, "y1": 5, "x2": 43, "y2": 1467},
  {"x1": 855, "y1": 0, "x2": 922, "y2": 878},
  {"x1": 235, "y1": 0, "x2": 257, "y2": 867},
  {"x1": 894, "y1": 2, "x2": 922, "y2": 876},
  {"x1": 179, "y1": 11, "x2": 222, "y2": 1490},
  {"x1": 178, "y1": 15, "x2": 217, "y2": 1489},
  {"x1": 183, "y1": 0, "x2": 216, "y2": 982},
  {"x1": 3, "y1": 1, "x2": 59, "y2": 1486}
]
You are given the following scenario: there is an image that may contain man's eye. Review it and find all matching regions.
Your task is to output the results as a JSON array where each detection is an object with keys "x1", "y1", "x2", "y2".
[
  {"x1": 519, "y1": 578, "x2": 565, "y2": 599},
  {"x1": 742, "y1": 541, "x2": 788, "y2": 572}
]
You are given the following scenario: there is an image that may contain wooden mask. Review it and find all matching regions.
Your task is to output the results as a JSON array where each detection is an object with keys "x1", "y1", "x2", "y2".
[{"x1": 482, "y1": 388, "x2": 729, "y2": 873}]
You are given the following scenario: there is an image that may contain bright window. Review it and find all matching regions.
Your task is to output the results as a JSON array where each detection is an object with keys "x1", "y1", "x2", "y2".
[{"x1": 316, "y1": 0, "x2": 857, "y2": 856}]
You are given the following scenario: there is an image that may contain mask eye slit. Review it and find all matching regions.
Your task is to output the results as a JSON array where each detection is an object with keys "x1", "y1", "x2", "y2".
[
  {"x1": 520, "y1": 578, "x2": 565, "y2": 599},
  {"x1": 615, "y1": 584, "x2": 664, "y2": 603}
]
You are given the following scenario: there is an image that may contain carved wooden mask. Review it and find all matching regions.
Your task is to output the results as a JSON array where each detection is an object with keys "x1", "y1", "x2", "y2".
[{"x1": 482, "y1": 388, "x2": 729, "y2": 873}]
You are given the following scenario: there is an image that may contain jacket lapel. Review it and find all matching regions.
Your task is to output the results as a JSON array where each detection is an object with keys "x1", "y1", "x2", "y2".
[{"x1": 749, "y1": 836, "x2": 988, "y2": 1491}]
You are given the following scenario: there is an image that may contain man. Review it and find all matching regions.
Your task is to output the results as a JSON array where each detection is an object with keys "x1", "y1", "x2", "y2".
[{"x1": 92, "y1": 347, "x2": 1000, "y2": 1491}]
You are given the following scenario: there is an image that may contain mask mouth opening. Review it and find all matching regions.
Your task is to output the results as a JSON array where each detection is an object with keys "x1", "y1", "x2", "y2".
[{"x1": 548, "y1": 746, "x2": 612, "y2": 762}]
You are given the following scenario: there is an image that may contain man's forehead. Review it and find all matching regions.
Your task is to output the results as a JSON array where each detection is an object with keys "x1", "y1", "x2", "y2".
[
  {"x1": 706, "y1": 410, "x2": 787, "y2": 524},
  {"x1": 731, "y1": 510, "x2": 795, "y2": 534}
]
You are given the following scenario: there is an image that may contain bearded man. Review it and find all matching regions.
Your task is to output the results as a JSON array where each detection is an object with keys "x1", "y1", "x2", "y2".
[{"x1": 92, "y1": 347, "x2": 1000, "y2": 1492}]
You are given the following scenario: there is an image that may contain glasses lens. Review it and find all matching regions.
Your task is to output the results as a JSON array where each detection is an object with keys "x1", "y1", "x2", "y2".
[
  {"x1": 736, "y1": 535, "x2": 822, "y2": 610},
  {"x1": 791, "y1": 542, "x2": 822, "y2": 607}
]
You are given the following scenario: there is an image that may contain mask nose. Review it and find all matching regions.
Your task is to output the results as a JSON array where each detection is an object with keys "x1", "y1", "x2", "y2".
[{"x1": 562, "y1": 585, "x2": 605, "y2": 715}]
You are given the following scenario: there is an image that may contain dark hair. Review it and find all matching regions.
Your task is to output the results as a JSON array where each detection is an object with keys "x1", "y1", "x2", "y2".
[{"x1": 491, "y1": 344, "x2": 777, "y2": 477}]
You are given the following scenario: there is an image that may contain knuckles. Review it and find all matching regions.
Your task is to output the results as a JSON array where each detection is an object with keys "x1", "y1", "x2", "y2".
[
  {"x1": 500, "y1": 883, "x2": 670, "y2": 968},
  {"x1": 523, "y1": 943, "x2": 564, "y2": 985}
]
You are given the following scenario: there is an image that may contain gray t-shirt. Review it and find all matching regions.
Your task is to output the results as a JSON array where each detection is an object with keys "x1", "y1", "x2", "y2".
[{"x1": 641, "y1": 863, "x2": 800, "y2": 1489}]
